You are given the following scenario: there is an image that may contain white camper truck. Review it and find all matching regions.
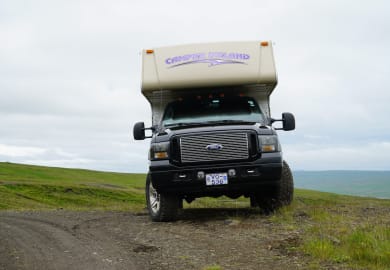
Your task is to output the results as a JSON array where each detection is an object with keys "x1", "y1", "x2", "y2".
[{"x1": 134, "y1": 41, "x2": 295, "y2": 221}]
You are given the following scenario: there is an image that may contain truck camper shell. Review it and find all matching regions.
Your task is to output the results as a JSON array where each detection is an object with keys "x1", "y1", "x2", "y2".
[{"x1": 141, "y1": 41, "x2": 278, "y2": 125}]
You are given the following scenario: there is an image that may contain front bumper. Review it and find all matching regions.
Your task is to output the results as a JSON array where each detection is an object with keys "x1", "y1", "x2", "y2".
[{"x1": 149, "y1": 153, "x2": 282, "y2": 196}]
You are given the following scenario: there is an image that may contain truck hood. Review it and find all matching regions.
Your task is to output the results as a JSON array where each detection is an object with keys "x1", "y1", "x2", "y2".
[{"x1": 153, "y1": 123, "x2": 275, "y2": 143}]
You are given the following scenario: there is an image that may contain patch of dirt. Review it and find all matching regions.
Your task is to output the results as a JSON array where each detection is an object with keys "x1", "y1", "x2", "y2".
[
  {"x1": 267, "y1": 232, "x2": 302, "y2": 256},
  {"x1": 133, "y1": 244, "x2": 159, "y2": 253},
  {"x1": 85, "y1": 183, "x2": 125, "y2": 189},
  {"x1": 0, "y1": 209, "x2": 320, "y2": 270}
]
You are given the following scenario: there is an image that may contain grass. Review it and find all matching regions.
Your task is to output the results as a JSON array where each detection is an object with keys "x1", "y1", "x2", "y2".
[
  {"x1": 1, "y1": 162, "x2": 389, "y2": 269},
  {"x1": 0, "y1": 162, "x2": 146, "y2": 189},
  {"x1": 270, "y1": 190, "x2": 390, "y2": 270},
  {"x1": 0, "y1": 184, "x2": 145, "y2": 211},
  {"x1": 0, "y1": 162, "x2": 146, "y2": 211}
]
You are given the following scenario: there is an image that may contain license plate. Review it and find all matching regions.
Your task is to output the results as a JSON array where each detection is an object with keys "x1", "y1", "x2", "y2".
[{"x1": 205, "y1": 173, "x2": 228, "y2": 186}]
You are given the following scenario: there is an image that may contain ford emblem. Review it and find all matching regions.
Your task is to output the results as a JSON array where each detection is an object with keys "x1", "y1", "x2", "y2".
[{"x1": 206, "y1": 144, "x2": 223, "y2": 151}]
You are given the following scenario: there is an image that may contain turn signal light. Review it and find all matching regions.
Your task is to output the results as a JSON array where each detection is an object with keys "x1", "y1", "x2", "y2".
[
  {"x1": 146, "y1": 49, "x2": 154, "y2": 54},
  {"x1": 261, "y1": 145, "x2": 276, "y2": 152},
  {"x1": 154, "y1": 152, "x2": 168, "y2": 159},
  {"x1": 260, "y1": 41, "x2": 269, "y2": 46}
]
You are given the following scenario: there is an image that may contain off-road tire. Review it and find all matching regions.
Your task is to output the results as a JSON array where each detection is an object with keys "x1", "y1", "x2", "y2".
[
  {"x1": 146, "y1": 174, "x2": 180, "y2": 222},
  {"x1": 278, "y1": 160, "x2": 294, "y2": 206},
  {"x1": 252, "y1": 160, "x2": 294, "y2": 213}
]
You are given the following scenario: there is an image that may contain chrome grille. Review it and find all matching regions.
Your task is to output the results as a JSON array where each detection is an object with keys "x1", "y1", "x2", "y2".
[{"x1": 180, "y1": 132, "x2": 249, "y2": 163}]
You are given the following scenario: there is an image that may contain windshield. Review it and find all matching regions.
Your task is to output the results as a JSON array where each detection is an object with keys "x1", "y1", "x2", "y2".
[{"x1": 162, "y1": 96, "x2": 264, "y2": 127}]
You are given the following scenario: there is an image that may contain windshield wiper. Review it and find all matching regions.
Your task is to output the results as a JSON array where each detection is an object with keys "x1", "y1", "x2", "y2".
[
  {"x1": 164, "y1": 122, "x2": 206, "y2": 128},
  {"x1": 204, "y1": 120, "x2": 256, "y2": 125},
  {"x1": 164, "y1": 120, "x2": 256, "y2": 129}
]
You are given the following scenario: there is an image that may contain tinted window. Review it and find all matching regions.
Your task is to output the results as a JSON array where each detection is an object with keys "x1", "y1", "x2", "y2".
[{"x1": 162, "y1": 96, "x2": 263, "y2": 126}]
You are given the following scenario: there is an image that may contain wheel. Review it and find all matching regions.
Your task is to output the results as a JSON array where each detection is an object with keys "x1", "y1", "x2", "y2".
[
  {"x1": 278, "y1": 160, "x2": 294, "y2": 206},
  {"x1": 252, "y1": 161, "x2": 294, "y2": 213},
  {"x1": 146, "y1": 174, "x2": 180, "y2": 222}
]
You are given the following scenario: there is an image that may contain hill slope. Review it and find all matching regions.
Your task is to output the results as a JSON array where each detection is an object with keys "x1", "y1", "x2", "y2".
[{"x1": 0, "y1": 162, "x2": 146, "y2": 211}]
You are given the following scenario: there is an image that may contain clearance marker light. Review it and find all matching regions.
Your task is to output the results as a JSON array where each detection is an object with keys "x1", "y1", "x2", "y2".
[
  {"x1": 146, "y1": 49, "x2": 154, "y2": 54},
  {"x1": 260, "y1": 41, "x2": 269, "y2": 46}
]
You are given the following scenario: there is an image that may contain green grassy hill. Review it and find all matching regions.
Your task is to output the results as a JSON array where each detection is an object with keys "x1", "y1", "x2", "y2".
[
  {"x1": 0, "y1": 162, "x2": 146, "y2": 211},
  {"x1": 1, "y1": 162, "x2": 389, "y2": 269}
]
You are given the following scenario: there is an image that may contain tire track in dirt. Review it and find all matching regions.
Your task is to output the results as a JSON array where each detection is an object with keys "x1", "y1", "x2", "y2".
[
  {"x1": 0, "y1": 210, "x2": 311, "y2": 270},
  {"x1": 0, "y1": 213, "x2": 141, "y2": 270}
]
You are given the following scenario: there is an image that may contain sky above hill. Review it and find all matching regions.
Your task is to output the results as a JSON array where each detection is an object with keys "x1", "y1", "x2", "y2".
[{"x1": 1, "y1": 0, "x2": 389, "y2": 172}]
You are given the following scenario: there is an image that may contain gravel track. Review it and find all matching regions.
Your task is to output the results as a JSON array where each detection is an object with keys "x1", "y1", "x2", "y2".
[{"x1": 0, "y1": 209, "x2": 311, "y2": 270}]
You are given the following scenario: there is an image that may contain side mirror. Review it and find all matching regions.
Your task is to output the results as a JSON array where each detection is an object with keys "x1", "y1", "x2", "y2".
[
  {"x1": 133, "y1": 122, "x2": 146, "y2": 140},
  {"x1": 270, "y1": 112, "x2": 295, "y2": 131},
  {"x1": 282, "y1": 112, "x2": 295, "y2": 131}
]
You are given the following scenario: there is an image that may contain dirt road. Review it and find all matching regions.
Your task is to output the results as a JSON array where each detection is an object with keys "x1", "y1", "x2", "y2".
[{"x1": 0, "y1": 209, "x2": 314, "y2": 270}]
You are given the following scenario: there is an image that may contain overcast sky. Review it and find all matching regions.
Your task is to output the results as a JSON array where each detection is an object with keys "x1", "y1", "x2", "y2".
[{"x1": 1, "y1": 0, "x2": 389, "y2": 172}]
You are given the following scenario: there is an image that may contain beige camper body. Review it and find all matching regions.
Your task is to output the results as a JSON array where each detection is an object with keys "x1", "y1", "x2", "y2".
[{"x1": 141, "y1": 41, "x2": 278, "y2": 125}]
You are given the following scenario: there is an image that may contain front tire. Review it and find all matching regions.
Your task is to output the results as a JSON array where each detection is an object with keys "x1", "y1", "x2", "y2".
[
  {"x1": 252, "y1": 161, "x2": 294, "y2": 213},
  {"x1": 277, "y1": 160, "x2": 294, "y2": 206},
  {"x1": 146, "y1": 174, "x2": 180, "y2": 222}
]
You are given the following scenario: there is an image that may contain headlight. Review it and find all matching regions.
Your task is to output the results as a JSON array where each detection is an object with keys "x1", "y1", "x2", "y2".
[
  {"x1": 149, "y1": 142, "x2": 170, "y2": 160},
  {"x1": 258, "y1": 135, "x2": 281, "y2": 152}
]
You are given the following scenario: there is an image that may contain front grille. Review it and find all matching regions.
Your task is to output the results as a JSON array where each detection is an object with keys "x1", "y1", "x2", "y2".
[{"x1": 180, "y1": 132, "x2": 249, "y2": 163}]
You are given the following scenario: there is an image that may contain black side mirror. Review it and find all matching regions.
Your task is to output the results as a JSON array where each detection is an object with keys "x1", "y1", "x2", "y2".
[
  {"x1": 282, "y1": 112, "x2": 295, "y2": 131},
  {"x1": 133, "y1": 122, "x2": 146, "y2": 140},
  {"x1": 270, "y1": 112, "x2": 295, "y2": 131}
]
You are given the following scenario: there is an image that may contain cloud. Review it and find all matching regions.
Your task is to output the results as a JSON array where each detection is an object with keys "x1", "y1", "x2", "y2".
[
  {"x1": 0, "y1": 144, "x2": 46, "y2": 157},
  {"x1": 0, "y1": 0, "x2": 389, "y2": 172}
]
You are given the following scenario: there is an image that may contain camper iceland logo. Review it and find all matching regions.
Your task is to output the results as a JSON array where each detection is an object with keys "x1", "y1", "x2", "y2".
[{"x1": 165, "y1": 52, "x2": 250, "y2": 68}]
